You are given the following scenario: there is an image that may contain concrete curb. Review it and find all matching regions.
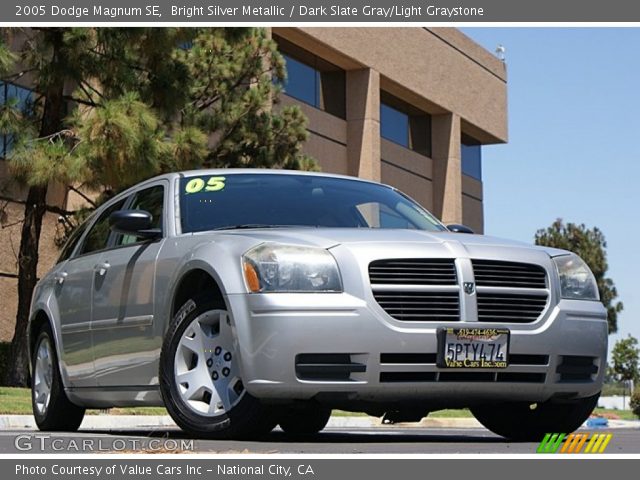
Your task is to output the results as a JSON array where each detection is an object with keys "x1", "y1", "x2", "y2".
[
  {"x1": 1, "y1": 415, "x2": 638, "y2": 431},
  {"x1": 0, "y1": 415, "x2": 178, "y2": 430}
]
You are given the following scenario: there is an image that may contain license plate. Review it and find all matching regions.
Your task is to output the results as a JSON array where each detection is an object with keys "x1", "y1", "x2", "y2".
[{"x1": 437, "y1": 327, "x2": 509, "y2": 369}]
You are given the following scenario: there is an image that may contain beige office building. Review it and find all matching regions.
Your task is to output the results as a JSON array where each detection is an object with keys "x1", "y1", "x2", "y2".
[{"x1": 0, "y1": 27, "x2": 507, "y2": 341}]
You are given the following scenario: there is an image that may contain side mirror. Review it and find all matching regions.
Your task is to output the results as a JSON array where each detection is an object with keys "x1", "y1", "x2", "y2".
[
  {"x1": 109, "y1": 210, "x2": 161, "y2": 239},
  {"x1": 447, "y1": 224, "x2": 475, "y2": 234}
]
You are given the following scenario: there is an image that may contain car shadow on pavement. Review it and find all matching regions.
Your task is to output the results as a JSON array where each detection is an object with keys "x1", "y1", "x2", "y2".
[{"x1": 84, "y1": 428, "x2": 509, "y2": 444}]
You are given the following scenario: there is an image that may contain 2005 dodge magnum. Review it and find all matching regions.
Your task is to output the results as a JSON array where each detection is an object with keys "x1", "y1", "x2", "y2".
[{"x1": 28, "y1": 170, "x2": 607, "y2": 440}]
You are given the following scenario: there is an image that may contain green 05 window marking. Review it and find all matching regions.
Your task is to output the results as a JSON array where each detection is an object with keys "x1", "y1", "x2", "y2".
[{"x1": 184, "y1": 176, "x2": 226, "y2": 194}]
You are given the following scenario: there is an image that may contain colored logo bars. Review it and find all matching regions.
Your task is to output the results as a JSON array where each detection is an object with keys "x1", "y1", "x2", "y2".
[{"x1": 537, "y1": 433, "x2": 613, "y2": 454}]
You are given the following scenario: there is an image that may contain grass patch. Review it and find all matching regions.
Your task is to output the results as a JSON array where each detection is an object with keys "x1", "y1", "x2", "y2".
[
  {"x1": 0, "y1": 387, "x2": 166, "y2": 415},
  {"x1": 0, "y1": 387, "x2": 31, "y2": 414},
  {"x1": 429, "y1": 409, "x2": 473, "y2": 418},
  {"x1": 97, "y1": 407, "x2": 167, "y2": 416},
  {"x1": 331, "y1": 410, "x2": 367, "y2": 417},
  {"x1": 593, "y1": 408, "x2": 638, "y2": 421}
]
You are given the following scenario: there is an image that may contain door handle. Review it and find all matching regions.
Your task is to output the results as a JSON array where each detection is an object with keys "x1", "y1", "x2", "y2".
[
  {"x1": 54, "y1": 272, "x2": 68, "y2": 285},
  {"x1": 95, "y1": 262, "x2": 110, "y2": 276}
]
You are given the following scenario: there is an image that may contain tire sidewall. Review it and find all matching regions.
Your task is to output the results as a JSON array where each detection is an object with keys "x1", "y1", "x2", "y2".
[
  {"x1": 31, "y1": 323, "x2": 85, "y2": 431},
  {"x1": 160, "y1": 294, "x2": 270, "y2": 437},
  {"x1": 278, "y1": 404, "x2": 332, "y2": 435},
  {"x1": 32, "y1": 329, "x2": 56, "y2": 426},
  {"x1": 471, "y1": 394, "x2": 600, "y2": 441}
]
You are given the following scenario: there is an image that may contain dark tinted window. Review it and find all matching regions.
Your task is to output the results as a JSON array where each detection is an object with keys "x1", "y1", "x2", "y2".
[
  {"x1": 179, "y1": 174, "x2": 445, "y2": 234},
  {"x1": 381, "y1": 103, "x2": 409, "y2": 147},
  {"x1": 275, "y1": 36, "x2": 346, "y2": 119},
  {"x1": 282, "y1": 54, "x2": 317, "y2": 106},
  {"x1": 57, "y1": 221, "x2": 90, "y2": 264},
  {"x1": 114, "y1": 185, "x2": 164, "y2": 247},
  {"x1": 79, "y1": 199, "x2": 127, "y2": 255},
  {"x1": 462, "y1": 134, "x2": 482, "y2": 180},
  {"x1": 380, "y1": 92, "x2": 432, "y2": 157}
]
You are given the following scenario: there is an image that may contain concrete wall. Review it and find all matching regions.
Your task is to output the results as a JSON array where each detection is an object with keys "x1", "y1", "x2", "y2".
[
  {"x1": 279, "y1": 94, "x2": 349, "y2": 175},
  {"x1": 273, "y1": 27, "x2": 507, "y2": 143},
  {"x1": 273, "y1": 27, "x2": 507, "y2": 230}
]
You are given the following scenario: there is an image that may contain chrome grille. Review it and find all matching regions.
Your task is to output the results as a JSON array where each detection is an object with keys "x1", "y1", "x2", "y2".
[
  {"x1": 472, "y1": 260, "x2": 547, "y2": 288},
  {"x1": 369, "y1": 259, "x2": 457, "y2": 285},
  {"x1": 372, "y1": 291, "x2": 460, "y2": 322},
  {"x1": 369, "y1": 258, "x2": 549, "y2": 323},
  {"x1": 476, "y1": 293, "x2": 548, "y2": 323}
]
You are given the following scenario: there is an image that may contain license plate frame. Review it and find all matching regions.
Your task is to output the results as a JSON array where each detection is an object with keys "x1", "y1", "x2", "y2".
[{"x1": 436, "y1": 327, "x2": 510, "y2": 369}]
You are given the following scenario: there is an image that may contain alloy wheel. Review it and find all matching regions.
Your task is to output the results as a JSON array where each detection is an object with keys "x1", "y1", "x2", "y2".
[
  {"x1": 33, "y1": 337, "x2": 53, "y2": 416},
  {"x1": 174, "y1": 310, "x2": 245, "y2": 416}
]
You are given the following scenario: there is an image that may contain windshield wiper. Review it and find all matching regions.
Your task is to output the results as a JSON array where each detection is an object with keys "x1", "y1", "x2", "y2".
[{"x1": 212, "y1": 224, "x2": 309, "y2": 231}]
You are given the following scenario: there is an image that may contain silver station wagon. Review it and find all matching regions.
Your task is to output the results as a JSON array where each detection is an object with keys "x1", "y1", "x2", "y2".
[{"x1": 28, "y1": 170, "x2": 607, "y2": 440}]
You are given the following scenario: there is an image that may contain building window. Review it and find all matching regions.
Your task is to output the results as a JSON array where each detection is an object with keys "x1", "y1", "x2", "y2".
[
  {"x1": 274, "y1": 36, "x2": 346, "y2": 119},
  {"x1": 380, "y1": 92, "x2": 431, "y2": 157},
  {"x1": 380, "y1": 103, "x2": 408, "y2": 147},
  {"x1": 461, "y1": 134, "x2": 482, "y2": 180},
  {"x1": 0, "y1": 82, "x2": 34, "y2": 159}
]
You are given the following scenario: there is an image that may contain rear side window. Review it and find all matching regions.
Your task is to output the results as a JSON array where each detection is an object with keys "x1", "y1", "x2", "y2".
[
  {"x1": 56, "y1": 220, "x2": 89, "y2": 264},
  {"x1": 78, "y1": 198, "x2": 127, "y2": 256}
]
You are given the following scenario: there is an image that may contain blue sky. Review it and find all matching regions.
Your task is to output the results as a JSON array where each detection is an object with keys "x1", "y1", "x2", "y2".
[{"x1": 461, "y1": 28, "x2": 640, "y2": 351}]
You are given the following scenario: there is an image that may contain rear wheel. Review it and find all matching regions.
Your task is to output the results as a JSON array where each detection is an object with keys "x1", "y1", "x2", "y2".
[
  {"x1": 471, "y1": 393, "x2": 600, "y2": 441},
  {"x1": 31, "y1": 323, "x2": 85, "y2": 431},
  {"x1": 278, "y1": 404, "x2": 332, "y2": 436},
  {"x1": 160, "y1": 295, "x2": 277, "y2": 439}
]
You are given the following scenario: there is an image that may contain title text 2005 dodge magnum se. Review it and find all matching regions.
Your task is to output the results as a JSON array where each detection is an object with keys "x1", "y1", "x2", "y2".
[{"x1": 28, "y1": 170, "x2": 607, "y2": 440}]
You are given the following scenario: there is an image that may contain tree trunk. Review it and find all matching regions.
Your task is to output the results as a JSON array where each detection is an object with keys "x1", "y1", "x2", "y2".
[
  {"x1": 5, "y1": 185, "x2": 48, "y2": 386},
  {"x1": 4, "y1": 28, "x2": 65, "y2": 387}
]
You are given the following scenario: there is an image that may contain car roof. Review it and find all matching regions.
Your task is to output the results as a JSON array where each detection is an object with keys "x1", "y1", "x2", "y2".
[{"x1": 163, "y1": 168, "x2": 384, "y2": 186}]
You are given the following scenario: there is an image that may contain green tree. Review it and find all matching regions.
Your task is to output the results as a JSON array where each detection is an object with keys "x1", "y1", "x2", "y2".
[
  {"x1": 534, "y1": 219, "x2": 623, "y2": 333},
  {"x1": 611, "y1": 335, "x2": 639, "y2": 407},
  {"x1": 611, "y1": 335, "x2": 639, "y2": 387},
  {"x1": 1, "y1": 27, "x2": 313, "y2": 386}
]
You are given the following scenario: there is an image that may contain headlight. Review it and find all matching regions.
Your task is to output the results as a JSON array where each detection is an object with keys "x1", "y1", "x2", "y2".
[
  {"x1": 242, "y1": 244, "x2": 343, "y2": 293},
  {"x1": 553, "y1": 254, "x2": 599, "y2": 300}
]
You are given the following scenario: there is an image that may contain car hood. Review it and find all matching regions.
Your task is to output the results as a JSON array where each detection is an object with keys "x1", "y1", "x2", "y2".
[{"x1": 211, "y1": 228, "x2": 566, "y2": 257}]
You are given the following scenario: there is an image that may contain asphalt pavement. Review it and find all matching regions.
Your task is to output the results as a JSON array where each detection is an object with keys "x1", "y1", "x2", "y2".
[{"x1": 2, "y1": 425, "x2": 639, "y2": 454}]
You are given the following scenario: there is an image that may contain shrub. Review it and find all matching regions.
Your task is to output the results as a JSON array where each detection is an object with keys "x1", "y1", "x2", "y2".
[{"x1": 631, "y1": 390, "x2": 640, "y2": 419}]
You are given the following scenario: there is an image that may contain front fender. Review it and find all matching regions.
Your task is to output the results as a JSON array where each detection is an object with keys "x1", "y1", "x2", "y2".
[{"x1": 155, "y1": 235, "x2": 260, "y2": 337}]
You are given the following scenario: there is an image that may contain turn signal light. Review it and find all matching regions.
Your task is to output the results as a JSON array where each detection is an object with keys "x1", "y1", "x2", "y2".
[{"x1": 243, "y1": 262, "x2": 261, "y2": 292}]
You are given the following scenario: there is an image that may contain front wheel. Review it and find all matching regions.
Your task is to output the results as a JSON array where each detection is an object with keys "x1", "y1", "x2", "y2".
[
  {"x1": 160, "y1": 295, "x2": 277, "y2": 439},
  {"x1": 471, "y1": 393, "x2": 600, "y2": 441},
  {"x1": 31, "y1": 323, "x2": 85, "y2": 431}
]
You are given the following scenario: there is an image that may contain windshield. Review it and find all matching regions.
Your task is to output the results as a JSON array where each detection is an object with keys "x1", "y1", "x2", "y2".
[{"x1": 179, "y1": 173, "x2": 446, "y2": 234}]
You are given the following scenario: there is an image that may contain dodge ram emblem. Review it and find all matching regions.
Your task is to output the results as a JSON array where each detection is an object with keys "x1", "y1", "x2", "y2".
[{"x1": 463, "y1": 282, "x2": 475, "y2": 295}]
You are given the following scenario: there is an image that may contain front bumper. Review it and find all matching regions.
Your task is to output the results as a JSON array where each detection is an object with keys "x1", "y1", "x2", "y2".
[{"x1": 226, "y1": 292, "x2": 607, "y2": 406}]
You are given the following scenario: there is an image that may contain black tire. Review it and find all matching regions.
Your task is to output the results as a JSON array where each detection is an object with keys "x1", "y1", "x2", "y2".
[
  {"x1": 31, "y1": 323, "x2": 85, "y2": 431},
  {"x1": 471, "y1": 393, "x2": 600, "y2": 441},
  {"x1": 278, "y1": 404, "x2": 332, "y2": 436},
  {"x1": 160, "y1": 294, "x2": 277, "y2": 439}
]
